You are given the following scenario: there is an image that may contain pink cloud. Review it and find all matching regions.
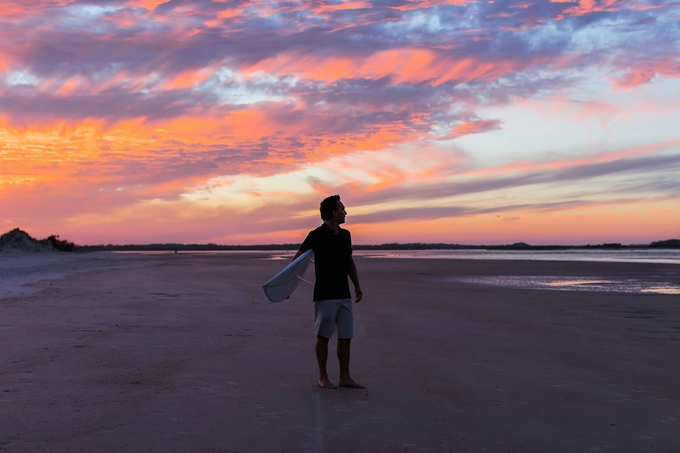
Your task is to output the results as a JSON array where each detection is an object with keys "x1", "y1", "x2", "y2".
[{"x1": 612, "y1": 60, "x2": 680, "y2": 88}]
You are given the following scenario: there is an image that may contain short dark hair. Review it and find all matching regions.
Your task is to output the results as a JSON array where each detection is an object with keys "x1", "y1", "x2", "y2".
[{"x1": 320, "y1": 195, "x2": 341, "y2": 221}]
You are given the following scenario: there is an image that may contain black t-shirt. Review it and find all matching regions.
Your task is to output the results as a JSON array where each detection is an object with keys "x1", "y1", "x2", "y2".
[{"x1": 299, "y1": 223, "x2": 352, "y2": 301}]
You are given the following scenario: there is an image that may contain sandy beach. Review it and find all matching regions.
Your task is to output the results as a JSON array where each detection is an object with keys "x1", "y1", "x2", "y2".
[{"x1": 1, "y1": 252, "x2": 679, "y2": 452}]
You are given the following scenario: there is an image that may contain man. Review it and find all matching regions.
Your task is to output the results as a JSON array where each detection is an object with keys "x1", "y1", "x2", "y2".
[{"x1": 293, "y1": 195, "x2": 364, "y2": 389}]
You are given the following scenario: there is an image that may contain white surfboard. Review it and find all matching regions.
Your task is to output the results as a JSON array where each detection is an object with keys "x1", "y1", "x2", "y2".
[{"x1": 263, "y1": 250, "x2": 314, "y2": 303}]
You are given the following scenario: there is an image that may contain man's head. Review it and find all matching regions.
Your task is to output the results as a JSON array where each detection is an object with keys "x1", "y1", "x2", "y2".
[{"x1": 320, "y1": 195, "x2": 346, "y2": 224}]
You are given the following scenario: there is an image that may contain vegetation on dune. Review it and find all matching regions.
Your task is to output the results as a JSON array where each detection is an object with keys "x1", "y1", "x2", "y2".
[{"x1": 0, "y1": 228, "x2": 74, "y2": 252}]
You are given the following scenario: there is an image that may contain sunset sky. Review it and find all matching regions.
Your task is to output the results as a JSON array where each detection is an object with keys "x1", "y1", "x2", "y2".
[{"x1": 1, "y1": 0, "x2": 679, "y2": 245}]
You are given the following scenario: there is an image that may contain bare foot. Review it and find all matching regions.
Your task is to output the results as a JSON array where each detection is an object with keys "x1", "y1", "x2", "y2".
[
  {"x1": 338, "y1": 378, "x2": 365, "y2": 389},
  {"x1": 318, "y1": 377, "x2": 337, "y2": 389}
]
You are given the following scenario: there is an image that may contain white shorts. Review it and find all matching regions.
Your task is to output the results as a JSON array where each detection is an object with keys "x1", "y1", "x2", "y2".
[{"x1": 314, "y1": 298, "x2": 353, "y2": 339}]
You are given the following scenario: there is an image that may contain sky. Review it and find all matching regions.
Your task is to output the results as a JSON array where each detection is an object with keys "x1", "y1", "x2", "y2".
[{"x1": 1, "y1": 0, "x2": 679, "y2": 246}]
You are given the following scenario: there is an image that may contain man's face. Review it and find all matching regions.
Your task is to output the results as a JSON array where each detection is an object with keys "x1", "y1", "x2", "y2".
[{"x1": 334, "y1": 201, "x2": 347, "y2": 224}]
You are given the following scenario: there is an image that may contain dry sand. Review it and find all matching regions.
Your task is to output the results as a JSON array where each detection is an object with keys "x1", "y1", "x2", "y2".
[{"x1": 1, "y1": 253, "x2": 679, "y2": 452}]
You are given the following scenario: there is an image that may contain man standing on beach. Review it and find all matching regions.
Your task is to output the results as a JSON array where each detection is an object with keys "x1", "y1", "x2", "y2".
[{"x1": 293, "y1": 195, "x2": 364, "y2": 389}]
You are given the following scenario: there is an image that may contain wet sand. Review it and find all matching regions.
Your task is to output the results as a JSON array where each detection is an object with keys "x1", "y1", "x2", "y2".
[{"x1": 1, "y1": 253, "x2": 679, "y2": 452}]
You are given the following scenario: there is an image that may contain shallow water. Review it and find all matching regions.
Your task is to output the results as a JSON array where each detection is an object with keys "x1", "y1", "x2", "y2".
[
  {"x1": 354, "y1": 249, "x2": 680, "y2": 265},
  {"x1": 452, "y1": 276, "x2": 680, "y2": 295}
]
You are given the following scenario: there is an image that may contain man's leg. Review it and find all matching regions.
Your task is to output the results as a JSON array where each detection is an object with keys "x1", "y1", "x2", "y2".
[
  {"x1": 315, "y1": 300, "x2": 338, "y2": 389},
  {"x1": 337, "y1": 338, "x2": 364, "y2": 388},
  {"x1": 316, "y1": 336, "x2": 336, "y2": 389},
  {"x1": 336, "y1": 299, "x2": 364, "y2": 388}
]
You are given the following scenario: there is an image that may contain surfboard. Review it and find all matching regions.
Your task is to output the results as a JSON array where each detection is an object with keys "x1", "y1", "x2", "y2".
[{"x1": 263, "y1": 250, "x2": 314, "y2": 303}]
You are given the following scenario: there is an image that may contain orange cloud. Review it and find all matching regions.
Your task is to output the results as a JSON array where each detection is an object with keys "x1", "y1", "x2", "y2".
[
  {"x1": 314, "y1": 0, "x2": 374, "y2": 12},
  {"x1": 164, "y1": 68, "x2": 215, "y2": 90},
  {"x1": 444, "y1": 119, "x2": 501, "y2": 138},
  {"x1": 389, "y1": 0, "x2": 472, "y2": 11},
  {"x1": 0, "y1": 99, "x2": 427, "y2": 199},
  {"x1": 247, "y1": 48, "x2": 518, "y2": 86},
  {"x1": 127, "y1": 0, "x2": 169, "y2": 9},
  {"x1": 53, "y1": 76, "x2": 85, "y2": 96}
]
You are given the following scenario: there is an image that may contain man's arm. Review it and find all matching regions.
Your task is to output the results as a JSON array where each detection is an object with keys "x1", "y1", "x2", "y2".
[
  {"x1": 294, "y1": 230, "x2": 314, "y2": 261},
  {"x1": 348, "y1": 255, "x2": 363, "y2": 303}
]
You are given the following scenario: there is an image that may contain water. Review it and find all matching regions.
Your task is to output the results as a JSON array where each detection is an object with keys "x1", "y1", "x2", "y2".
[
  {"x1": 452, "y1": 276, "x2": 680, "y2": 295},
  {"x1": 353, "y1": 249, "x2": 680, "y2": 265},
  {"x1": 352, "y1": 249, "x2": 680, "y2": 294}
]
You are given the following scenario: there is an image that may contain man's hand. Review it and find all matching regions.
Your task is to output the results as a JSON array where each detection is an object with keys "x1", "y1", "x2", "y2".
[{"x1": 348, "y1": 256, "x2": 362, "y2": 303}]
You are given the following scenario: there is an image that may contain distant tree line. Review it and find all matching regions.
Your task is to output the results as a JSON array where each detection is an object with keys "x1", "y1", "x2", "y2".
[
  {"x1": 650, "y1": 239, "x2": 680, "y2": 248},
  {"x1": 74, "y1": 239, "x2": 680, "y2": 252},
  {"x1": 74, "y1": 243, "x2": 301, "y2": 252}
]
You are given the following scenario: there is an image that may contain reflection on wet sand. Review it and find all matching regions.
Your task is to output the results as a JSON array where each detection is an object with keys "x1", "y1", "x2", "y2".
[{"x1": 454, "y1": 276, "x2": 680, "y2": 294}]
